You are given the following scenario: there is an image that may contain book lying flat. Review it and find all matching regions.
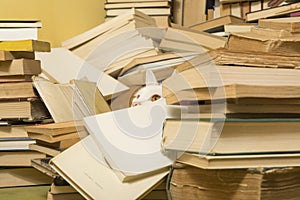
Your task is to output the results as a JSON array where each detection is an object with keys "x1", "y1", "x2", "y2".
[
  {"x1": 0, "y1": 40, "x2": 50, "y2": 52},
  {"x1": 50, "y1": 136, "x2": 169, "y2": 200},
  {"x1": 0, "y1": 137, "x2": 35, "y2": 151},
  {"x1": 226, "y1": 31, "x2": 300, "y2": 54},
  {"x1": 0, "y1": 81, "x2": 35, "y2": 99},
  {"x1": 27, "y1": 132, "x2": 80, "y2": 143},
  {"x1": 0, "y1": 51, "x2": 35, "y2": 61},
  {"x1": 0, "y1": 99, "x2": 49, "y2": 120},
  {"x1": 0, "y1": 167, "x2": 52, "y2": 188},
  {"x1": 35, "y1": 138, "x2": 80, "y2": 150},
  {"x1": 170, "y1": 164, "x2": 300, "y2": 200},
  {"x1": 163, "y1": 64, "x2": 300, "y2": 98},
  {"x1": 0, "y1": 59, "x2": 41, "y2": 76},
  {"x1": 0, "y1": 75, "x2": 32, "y2": 83},
  {"x1": 210, "y1": 48, "x2": 300, "y2": 69},
  {"x1": 25, "y1": 121, "x2": 84, "y2": 137},
  {"x1": 164, "y1": 84, "x2": 300, "y2": 104},
  {"x1": 0, "y1": 125, "x2": 27, "y2": 138},
  {"x1": 29, "y1": 144, "x2": 61, "y2": 157},
  {"x1": 0, "y1": 28, "x2": 38, "y2": 41},
  {"x1": 246, "y1": 2, "x2": 300, "y2": 22},
  {"x1": 177, "y1": 152, "x2": 300, "y2": 169},
  {"x1": 190, "y1": 15, "x2": 244, "y2": 32},
  {"x1": 258, "y1": 16, "x2": 300, "y2": 33},
  {"x1": 0, "y1": 150, "x2": 46, "y2": 166},
  {"x1": 163, "y1": 118, "x2": 300, "y2": 155}
]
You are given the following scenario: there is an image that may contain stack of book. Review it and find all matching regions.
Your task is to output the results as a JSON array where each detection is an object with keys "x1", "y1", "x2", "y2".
[
  {"x1": 25, "y1": 121, "x2": 87, "y2": 200},
  {"x1": 160, "y1": 15, "x2": 300, "y2": 199},
  {"x1": 104, "y1": 0, "x2": 172, "y2": 27},
  {"x1": 169, "y1": 164, "x2": 300, "y2": 200},
  {"x1": 25, "y1": 121, "x2": 84, "y2": 157},
  {"x1": 0, "y1": 21, "x2": 54, "y2": 190},
  {"x1": 62, "y1": 9, "x2": 162, "y2": 79}
]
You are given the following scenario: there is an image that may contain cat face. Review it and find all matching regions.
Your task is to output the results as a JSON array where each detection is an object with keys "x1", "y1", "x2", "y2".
[
  {"x1": 130, "y1": 70, "x2": 162, "y2": 107},
  {"x1": 131, "y1": 85, "x2": 162, "y2": 107}
]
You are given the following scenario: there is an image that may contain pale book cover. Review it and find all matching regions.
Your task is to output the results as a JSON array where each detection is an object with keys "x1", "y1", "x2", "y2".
[{"x1": 50, "y1": 136, "x2": 169, "y2": 200}]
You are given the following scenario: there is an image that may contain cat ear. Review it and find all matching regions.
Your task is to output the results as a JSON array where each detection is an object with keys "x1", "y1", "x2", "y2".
[{"x1": 145, "y1": 70, "x2": 158, "y2": 86}]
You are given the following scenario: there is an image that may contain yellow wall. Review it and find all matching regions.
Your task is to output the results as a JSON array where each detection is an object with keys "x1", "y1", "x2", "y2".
[{"x1": 0, "y1": 0, "x2": 105, "y2": 47}]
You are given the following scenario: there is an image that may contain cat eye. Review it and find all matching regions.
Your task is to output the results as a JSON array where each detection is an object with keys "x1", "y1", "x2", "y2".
[{"x1": 151, "y1": 94, "x2": 161, "y2": 102}]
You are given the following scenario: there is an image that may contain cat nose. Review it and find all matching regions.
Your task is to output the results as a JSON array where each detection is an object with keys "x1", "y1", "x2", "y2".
[{"x1": 132, "y1": 102, "x2": 141, "y2": 107}]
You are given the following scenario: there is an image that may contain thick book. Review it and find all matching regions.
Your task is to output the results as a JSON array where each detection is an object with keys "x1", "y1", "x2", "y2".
[
  {"x1": 258, "y1": 16, "x2": 300, "y2": 33},
  {"x1": 0, "y1": 28, "x2": 38, "y2": 41},
  {"x1": 35, "y1": 138, "x2": 80, "y2": 150},
  {"x1": 50, "y1": 136, "x2": 169, "y2": 200},
  {"x1": 246, "y1": 2, "x2": 300, "y2": 22},
  {"x1": 0, "y1": 99, "x2": 50, "y2": 121},
  {"x1": 224, "y1": 23, "x2": 256, "y2": 33},
  {"x1": 0, "y1": 81, "x2": 36, "y2": 99},
  {"x1": 0, "y1": 167, "x2": 52, "y2": 188},
  {"x1": 29, "y1": 144, "x2": 61, "y2": 157},
  {"x1": 210, "y1": 48, "x2": 300, "y2": 69},
  {"x1": 0, "y1": 40, "x2": 50, "y2": 52},
  {"x1": 190, "y1": 15, "x2": 244, "y2": 33},
  {"x1": 170, "y1": 164, "x2": 300, "y2": 199},
  {"x1": 162, "y1": 64, "x2": 300, "y2": 102},
  {"x1": 0, "y1": 125, "x2": 27, "y2": 138},
  {"x1": 27, "y1": 132, "x2": 80, "y2": 143},
  {"x1": 0, "y1": 75, "x2": 32, "y2": 83},
  {"x1": 0, "y1": 137, "x2": 35, "y2": 151},
  {"x1": 163, "y1": 118, "x2": 300, "y2": 155},
  {"x1": 0, "y1": 150, "x2": 46, "y2": 166},
  {"x1": 226, "y1": 31, "x2": 300, "y2": 54},
  {"x1": 0, "y1": 59, "x2": 41, "y2": 76},
  {"x1": 25, "y1": 121, "x2": 85, "y2": 137},
  {"x1": 176, "y1": 152, "x2": 300, "y2": 169},
  {"x1": 0, "y1": 51, "x2": 35, "y2": 61}
]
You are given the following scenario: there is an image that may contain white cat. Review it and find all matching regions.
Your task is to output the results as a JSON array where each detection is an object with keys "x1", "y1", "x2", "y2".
[{"x1": 131, "y1": 70, "x2": 163, "y2": 107}]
